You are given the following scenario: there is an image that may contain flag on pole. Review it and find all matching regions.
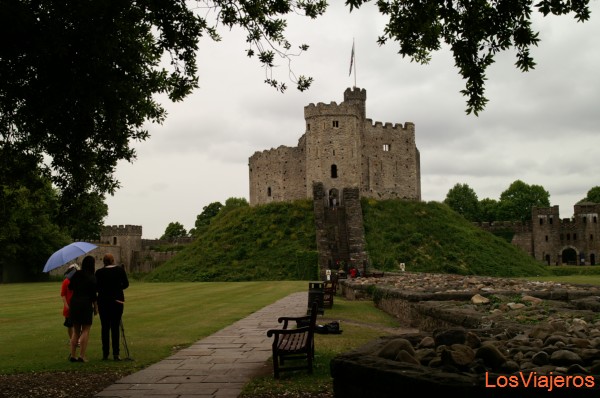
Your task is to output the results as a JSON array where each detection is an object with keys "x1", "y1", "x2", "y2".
[{"x1": 349, "y1": 40, "x2": 355, "y2": 77}]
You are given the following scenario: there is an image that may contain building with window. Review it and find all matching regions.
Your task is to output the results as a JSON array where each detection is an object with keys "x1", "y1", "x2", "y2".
[
  {"x1": 532, "y1": 202, "x2": 600, "y2": 265},
  {"x1": 248, "y1": 87, "x2": 421, "y2": 206}
]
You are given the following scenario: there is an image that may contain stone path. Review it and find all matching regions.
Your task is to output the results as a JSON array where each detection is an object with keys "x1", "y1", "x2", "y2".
[{"x1": 95, "y1": 292, "x2": 307, "y2": 398}]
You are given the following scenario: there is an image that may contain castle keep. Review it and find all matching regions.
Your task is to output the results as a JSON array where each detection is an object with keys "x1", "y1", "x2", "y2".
[
  {"x1": 249, "y1": 87, "x2": 421, "y2": 274},
  {"x1": 249, "y1": 87, "x2": 421, "y2": 207}
]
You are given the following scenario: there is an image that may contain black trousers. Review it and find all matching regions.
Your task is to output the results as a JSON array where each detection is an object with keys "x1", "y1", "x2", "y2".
[{"x1": 98, "y1": 300, "x2": 124, "y2": 357}]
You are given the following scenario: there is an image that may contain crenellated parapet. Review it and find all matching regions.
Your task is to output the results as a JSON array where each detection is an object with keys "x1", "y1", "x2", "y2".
[
  {"x1": 101, "y1": 225, "x2": 142, "y2": 236},
  {"x1": 366, "y1": 119, "x2": 415, "y2": 131},
  {"x1": 249, "y1": 145, "x2": 298, "y2": 161},
  {"x1": 343, "y1": 86, "x2": 367, "y2": 101},
  {"x1": 304, "y1": 101, "x2": 362, "y2": 119}
]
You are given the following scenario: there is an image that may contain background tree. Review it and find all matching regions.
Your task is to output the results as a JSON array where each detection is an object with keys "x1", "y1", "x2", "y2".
[
  {"x1": 190, "y1": 201, "x2": 223, "y2": 237},
  {"x1": 347, "y1": 0, "x2": 591, "y2": 114},
  {"x1": 161, "y1": 222, "x2": 188, "y2": 240},
  {"x1": 444, "y1": 183, "x2": 479, "y2": 221},
  {"x1": 478, "y1": 198, "x2": 500, "y2": 223},
  {"x1": 498, "y1": 180, "x2": 550, "y2": 222},
  {"x1": 60, "y1": 192, "x2": 108, "y2": 241},
  {"x1": 0, "y1": 1, "x2": 325, "y2": 249},
  {"x1": 579, "y1": 186, "x2": 600, "y2": 203},
  {"x1": 211, "y1": 197, "x2": 249, "y2": 220},
  {"x1": 0, "y1": 154, "x2": 70, "y2": 282}
]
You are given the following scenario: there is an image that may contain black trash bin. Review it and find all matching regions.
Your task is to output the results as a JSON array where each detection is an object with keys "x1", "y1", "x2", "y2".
[{"x1": 308, "y1": 281, "x2": 324, "y2": 315}]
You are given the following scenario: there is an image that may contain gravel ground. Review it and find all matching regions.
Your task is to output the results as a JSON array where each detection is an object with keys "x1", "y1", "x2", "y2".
[
  {"x1": 0, "y1": 370, "x2": 336, "y2": 398},
  {"x1": 0, "y1": 370, "x2": 129, "y2": 398}
]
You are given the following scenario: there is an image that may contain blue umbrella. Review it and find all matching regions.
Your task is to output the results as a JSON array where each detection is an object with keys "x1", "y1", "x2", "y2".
[{"x1": 43, "y1": 242, "x2": 98, "y2": 273}]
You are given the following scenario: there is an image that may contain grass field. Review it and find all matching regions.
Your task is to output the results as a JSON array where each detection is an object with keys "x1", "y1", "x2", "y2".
[{"x1": 0, "y1": 281, "x2": 306, "y2": 374}]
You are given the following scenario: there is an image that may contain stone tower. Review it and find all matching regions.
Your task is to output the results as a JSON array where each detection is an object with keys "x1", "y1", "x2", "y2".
[
  {"x1": 248, "y1": 87, "x2": 421, "y2": 206},
  {"x1": 100, "y1": 225, "x2": 142, "y2": 269},
  {"x1": 248, "y1": 88, "x2": 421, "y2": 274}
]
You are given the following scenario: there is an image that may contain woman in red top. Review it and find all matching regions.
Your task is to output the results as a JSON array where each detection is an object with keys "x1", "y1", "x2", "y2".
[{"x1": 60, "y1": 264, "x2": 78, "y2": 342}]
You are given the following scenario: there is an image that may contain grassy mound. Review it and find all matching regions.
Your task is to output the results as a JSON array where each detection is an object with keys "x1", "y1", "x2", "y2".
[
  {"x1": 362, "y1": 198, "x2": 549, "y2": 277},
  {"x1": 146, "y1": 198, "x2": 551, "y2": 282},
  {"x1": 146, "y1": 200, "x2": 318, "y2": 281}
]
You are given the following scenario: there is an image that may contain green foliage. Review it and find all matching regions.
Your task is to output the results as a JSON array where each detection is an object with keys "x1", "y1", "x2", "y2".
[
  {"x1": 0, "y1": 281, "x2": 306, "y2": 374},
  {"x1": 160, "y1": 221, "x2": 188, "y2": 239},
  {"x1": 361, "y1": 198, "x2": 549, "y2": 277},
  {"x1": 190, "y1": 201, "x2": 223, "y2": 237},
  {"x1": 0, "y1": 1, "x2": 203, "y2": 199},
  {"x1": 221, "y1": 197, "x2": 250, "y2": 216},
  {"x1": 0, "y1": 1, "x2": 324, "y2": 233},
  {"x1": 478, "y1": 197, "x2": 500, "y2": 222},
  {"x1": 148, "y1": 197, "x2": 552, "y2": 282},
  {"x1": 579, "y1": 186, "x2": 600, "y2": 204},
  {"x1": 545, "y1": 266, "x2": 600, "y2": 277},
  {"x1": 60, "y1": 191, "x2": 108, "y2": 241},
  {"x1": 145, "y1": 199, "x2": 318, "y2": 281},
  {"x1": 348, "y1": 0, "x2": 591, "y2": 115},
  {"x1": 444, "y1": 183, "x2": 479, "y2": 221},
  {"x1": 0, "y1": 166, "x2": 70, "y2": 282},
  {"x1": 489, "y1": 228, "x2": 515, "y2": 243},
  {"x1": 498, "y1": 180, "x2": 550, "y2": 222}
]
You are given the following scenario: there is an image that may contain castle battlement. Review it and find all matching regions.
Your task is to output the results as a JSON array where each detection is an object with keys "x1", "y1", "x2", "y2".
[
  {"x1": 250, "y1": 145, "x2": 298, "y2": 160},
  {"x1": 304, "y1": 101, "x2": 361, "y2": 119},
  {"x1": 367, "y1": 119, "x2": 415, "y2": 131},
  {"x1": 101, "y1": 225, "x2": 142, "y2": 236},
  {"x1": 344, "y1": 87, "x2": 367, "y2": 101}
]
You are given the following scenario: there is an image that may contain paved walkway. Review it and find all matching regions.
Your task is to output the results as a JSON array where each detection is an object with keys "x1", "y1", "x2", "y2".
[{"x1": 95, "y1": 292, "x2": 307, "y2": 398}]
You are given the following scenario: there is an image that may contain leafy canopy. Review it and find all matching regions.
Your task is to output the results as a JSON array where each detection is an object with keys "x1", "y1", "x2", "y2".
[
  {"x1": 580, "y1": 186, "x2": 600, "y2": 204},
  {"x1": 161, "y1": 222, "x2": 189, "y2": 239},
  {"x1": 498, "y1": 180, "x2": 550, "y2": 222},
  {"x1": 346, "y1": 0, "x2": 591, "y2": 115},
  {"x1": 444, "y1": 183, "x2": 480, "y2": 221},
  {"x1": 0, "y1": 0, "x2": 325, "y2": 213}
]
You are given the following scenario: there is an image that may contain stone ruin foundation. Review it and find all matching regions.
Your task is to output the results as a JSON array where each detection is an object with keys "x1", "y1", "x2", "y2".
[{"x1": 331, "y1": 273, "x2": 600, "y2": 397}]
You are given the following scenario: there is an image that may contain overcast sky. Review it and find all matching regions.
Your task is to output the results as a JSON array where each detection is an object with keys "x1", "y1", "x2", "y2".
[{"x1": 104, "y1": 2, "x2": 600, "y2": 239}]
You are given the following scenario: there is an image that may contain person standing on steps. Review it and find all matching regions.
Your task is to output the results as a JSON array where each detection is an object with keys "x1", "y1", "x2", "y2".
[{"x1": 95, "y1": 253, "x2": 129, "y2": 361}]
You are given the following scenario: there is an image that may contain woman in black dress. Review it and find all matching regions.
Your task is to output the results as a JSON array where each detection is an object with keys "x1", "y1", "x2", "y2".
[
  {"x1": 95, "y1": 253, "x2": 129, "y2": 360},
  {"x1": 68, "y1": 255, "x2": 98, "y2": 362}
]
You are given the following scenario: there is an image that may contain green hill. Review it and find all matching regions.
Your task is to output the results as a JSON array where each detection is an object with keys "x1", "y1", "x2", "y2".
[
  {"x1": 361, "y1": 198, "x2": 548, "y2": 277},
  {"x1": 146, "y1": 198, "x2": 550, "y2": 282},
  {"x1": 146, "y1": 200, "x2": 319, "y2": 282}
]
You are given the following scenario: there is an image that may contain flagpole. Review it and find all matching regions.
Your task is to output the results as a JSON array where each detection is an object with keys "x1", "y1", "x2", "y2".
[
  {"x1": 353, "y1": 39, "x2": 357, "y2": 88},
  {"x1": 349, "y1": 38, "x2": 357, "y2": 88}
]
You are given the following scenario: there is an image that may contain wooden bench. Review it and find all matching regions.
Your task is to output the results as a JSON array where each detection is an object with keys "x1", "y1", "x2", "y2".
[{"x1": 266, "y1": 301, "x2": 318, "y2": 378}]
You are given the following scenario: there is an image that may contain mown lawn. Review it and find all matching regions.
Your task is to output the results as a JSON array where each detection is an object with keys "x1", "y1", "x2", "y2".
[{"x1": 0, "y1": 281, "x2": 305, "y2": 374}]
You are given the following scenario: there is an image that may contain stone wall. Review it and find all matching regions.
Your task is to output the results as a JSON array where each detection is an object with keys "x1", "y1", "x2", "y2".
[
  {"x1": 474, "y1": 203, "x2": 600, "y2": 265},
  {"x1": 332, "y1": 274, "x2": 600, "y2": 397}
]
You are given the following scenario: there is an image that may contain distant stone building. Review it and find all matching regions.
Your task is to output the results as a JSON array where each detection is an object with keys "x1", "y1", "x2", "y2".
[
  {"x1": 531, "y1": 202, "x2": 599, "y2": 265},
  {"x1": 100, "y1": 225, "x2": 143, "y2": 268},
  {"x1": 50, "y1": 225, "x2": 192, "y2": 277},
  {"x1": 248, "y1": 87, "x2": 421, "y2": 207},
  {"x1": 476, "y1": 202, "x2": 600, "y2": 266}
]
